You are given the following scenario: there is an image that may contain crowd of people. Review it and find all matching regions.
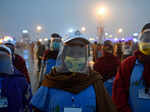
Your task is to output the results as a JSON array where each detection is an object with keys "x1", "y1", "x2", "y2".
[{"x1": 0, "y1": 23, "x2": 150, "y2": 112}]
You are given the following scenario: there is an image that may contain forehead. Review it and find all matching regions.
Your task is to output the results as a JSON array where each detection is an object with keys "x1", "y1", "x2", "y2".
[
  {"x1": 65, "y1": 45, "x2": 86, "y2": 51},
  {"x1": 140, "y1": 32, "x2": 150, "y2": 42},
  {"x1": 51, "y1": 37, "x2": 61, "y2": 41},
  {"x1": 64, "y1": 45, "x2": 87, "y2": 58}
]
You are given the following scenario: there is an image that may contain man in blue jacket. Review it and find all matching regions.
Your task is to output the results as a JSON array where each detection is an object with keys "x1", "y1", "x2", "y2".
[
  {"x1": 39, "y1": 33, "x2": 62, "y2": 84},
  {"x1": 31, "y1": 31, "x2": 117, "y2": 112},
  {"x1": 0, "y1": 45, "x2": 32, "y2": 112}
]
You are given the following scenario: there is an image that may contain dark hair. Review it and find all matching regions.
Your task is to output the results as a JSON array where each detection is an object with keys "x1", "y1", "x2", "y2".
[
  {"x1": 142, "y1": 23, "x2": 150, "y2": 32},
  {"x1": 51, "y1": 33, "x2": 61, "y2": 38},
  {"x1": 104, "y1": 40, "x2": 113, "y2": 46}
]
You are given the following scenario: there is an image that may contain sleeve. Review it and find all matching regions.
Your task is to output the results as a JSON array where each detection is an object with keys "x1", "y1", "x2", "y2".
[
  {"x1": 23, "y1": 84, "x2": 32, "y2": 112},
  {"x1": 31, "y1": 87, "x2": 49, "y2": 112},
  {"x1": 112, "y1": 63, "x2": 132, "y2": 112},
  {"x1": 93, "y1": 59, "x2": 100, "y2": 73},
  {"x1": 14, "y1": 55, "x2": 31, "y2": 84},
  {"x1": 20, "y1": 57, "x2": 31, "y2": 84},
  {"x1": 42, "y1": 50, "x2": 49, "y2": 61}
]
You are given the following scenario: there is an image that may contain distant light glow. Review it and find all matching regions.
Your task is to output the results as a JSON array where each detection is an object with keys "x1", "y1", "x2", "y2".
[
  {"x1": 0, "y1": 39, "x2": 3, "y2": 44},
  {"x1": 36, "y1": 25, "x2": 42, "y2": 32},
  {"x1": 121, "y1": 38, "x2": 125, "y2": 41},
  {"x1": 81, "y1": 27, "x2": 86, "y2": 32},
  {"x1": 4, "y1": 36, "x2": 13, "y2": 42},
  {"x1": 44, "y1": 38, "x2": 48, "y2": 41},
  {"x1": 114, "y1": 38, "x2": 118, "y2": 41},
  {"x1": 105, "y1": 33, "x2": 108, "y2": 36},
  {"x1": 133, "y1": 38, "x2": 138, "y2": 43},
  {"x1": 89, "y1": 37, "x2": 95, "y2": 41},
  {"x1": 133, "y1": 33, "x2": 139, "y2": 37},
  {"x1": 39, "y1": 39, "x2": 43, "y2": 42},
  {"x1": 98, "y1": 7, "x2": 107, "y2": 16},
  {"x1": 109, "y1": 35, "x2": 113, "y2": 38},
  {"x1": 22, "y1": 30, "x2": 29, "y2": 34},
  {"x1": 118, "y1": 28, "x2": 123, "y2": 33},
  {"x1": 68, "y1": 29, "x2": 74, "y2": 33}
]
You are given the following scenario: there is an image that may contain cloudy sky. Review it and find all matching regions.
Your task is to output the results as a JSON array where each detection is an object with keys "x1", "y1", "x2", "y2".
[{"x1": 0, "y1": 0, "x2": 150, "y2": 39}]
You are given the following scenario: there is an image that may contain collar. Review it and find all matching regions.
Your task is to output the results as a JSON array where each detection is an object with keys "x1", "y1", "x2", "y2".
[{"x1": 135, "y1": 59, "x2": 143, "y2": 65}]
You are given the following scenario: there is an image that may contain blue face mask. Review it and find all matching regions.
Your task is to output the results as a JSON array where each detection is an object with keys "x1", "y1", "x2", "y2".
[
  {"x1": 51, "y1": 42, "x2": 60, "y2": 51},
  {"x1": 0, "y1": 60, "x2": 13, "y2": 74}
]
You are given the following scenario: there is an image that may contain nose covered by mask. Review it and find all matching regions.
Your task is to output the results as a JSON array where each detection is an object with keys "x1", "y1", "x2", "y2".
[
  {"x1": 139, "y1": 42, "x2": 150, "y2": 55},
  {"x1": 64, "y1": 56, "x2": 86, "y2": 72},
  {"x1": 50, "y1": 40, "x2": 61, "y2": 51},
  {"x1": 52, "y1": 42, "x2": 60, "y2": 50},
  {"x1": 139, "y1": 30, "x2": 150, "y2": 55}
]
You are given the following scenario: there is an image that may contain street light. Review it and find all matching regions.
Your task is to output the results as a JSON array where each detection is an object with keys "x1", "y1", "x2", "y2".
[
  {"x1": 105, "y1": 32, "x2": 108, "y2": 36},
  {"x1": 133, "y1": 38, "x2": 138, "y2": 43},
  {"x1": 118, "y1": 28, "x2": 123, "y2": 33},
  {"x1": 36, "y1": 25, "x2": 43, "y2": 32},
  {"x1": 39, "y1": 38, "x2": 43, "y2": 42},
  {"x1": 97, "y1": 7, "x2": 107, "y2": 16},
  {"x1": 44, "y1": 38, "x2": 48, "y2": 41},
  {"x1": 133, "y1": 33, "x2": 138, "y2": 37},
  {"x1": 22, "y1": 30, "x2": 29, "y2": 34},
  {"x1": 81, "y1": 27, "x2": 86, "y2": 32},
  {"x1": 96, "y1": 6, "x2": 108, "y2": 44},
  {"x1": 114, "y1": 38, "x2": 118, "y2": 41},
  {"x1": 68, "y1": 28, "x2": 74, "y2": 33}
]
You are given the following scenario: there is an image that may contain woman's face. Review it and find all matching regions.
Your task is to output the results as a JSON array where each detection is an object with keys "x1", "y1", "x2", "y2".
[
  {"x1": 63, "y1": 45, "x2": 88, "y2": 72},
  {"x1": 64, "y1": 45, "x2": 87, "y2": 58},
  {"x1": 140, "y1": 32, "x2": 150, "y2": 43}
]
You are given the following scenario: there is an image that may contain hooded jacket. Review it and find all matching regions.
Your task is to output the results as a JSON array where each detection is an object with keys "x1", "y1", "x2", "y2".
[{"x1": 32, "y1": 68, "x2": 117, "y2": 112}]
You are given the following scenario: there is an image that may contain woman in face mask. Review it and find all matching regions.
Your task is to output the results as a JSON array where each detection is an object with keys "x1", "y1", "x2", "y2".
[
  {"x1": 0, "y1": 45, "x2": 14, "y2": 75},
  {"x1": 31, "y1": 31, "x2": 117, "y2": 112},
  {"x1": 0, "y1": 45, "x2": 32, "y2": 112},
  {"x1": 112, "y1": 23, "x2": 150, "y2": 112}
]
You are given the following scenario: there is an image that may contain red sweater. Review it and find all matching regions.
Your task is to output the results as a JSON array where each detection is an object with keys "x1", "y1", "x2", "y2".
[
  {"x1": 14, "y1": 54, "x2": 30, "y2": 83},
  {"x1": 94, "y1": 53, "x2": 120, "y2": 80},
  {"x1": 112, "y1": 56, "x2": 136, "y2": 112}
]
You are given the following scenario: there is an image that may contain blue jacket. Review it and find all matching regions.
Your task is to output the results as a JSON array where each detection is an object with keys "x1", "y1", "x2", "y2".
[
  {"x1": 0, "y1": 73, "x2": 32, "y2": 112},
  {"x1": 44, "y1": 59, "x2": 56, "y2": 74},
  {"x1": 31, "y1": 85, "x2": 96, "y2": 112},
  {"x1": 129, "y1": 60, "x2": 150, "y2": 112}
]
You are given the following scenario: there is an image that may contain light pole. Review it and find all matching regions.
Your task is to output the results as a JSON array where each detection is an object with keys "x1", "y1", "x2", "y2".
[
  {"x1": 36, "y1": 25, "x2": 43, "y2": 41},
  {"x1": 97, "y1": 7, "x2": 107, "y2": 43},
  {"x1": 117, "y1": 28, "x2": 124, "y2": 40},
  {"x1": 81, "y1": 27, "x2": 86, "y2": 33},
  {"x1": 36, "y1": 25, "x2": 43, "y2": 32}
]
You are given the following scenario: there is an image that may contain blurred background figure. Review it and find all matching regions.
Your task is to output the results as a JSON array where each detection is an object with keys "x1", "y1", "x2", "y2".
[
  {"x1": 122, "y1": 41, "x2": 133, "y2": 60},
  {"x1": 115, "y1": 41, "x2": 123, "y2": 60},
  {"x1": 94, "y1": 40, "x2": 120, "y2": 96},
  {"x1": 36, "y1": 41, "x2": 45, "y2": 73}
]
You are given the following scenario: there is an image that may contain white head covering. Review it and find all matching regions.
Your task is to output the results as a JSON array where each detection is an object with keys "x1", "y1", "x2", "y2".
[
  {"x1": 55, "y1": 31, "x2": 91, "y2": 74},
  {"x1": 0, "y1": 45, "x2": 12, "y2": 56},
  {"x1": 0, "y1": 45, "x2": 14, "y2": 74},
  {"x1": 3, "y1": 40, "x2": 16, "y2": 46}
]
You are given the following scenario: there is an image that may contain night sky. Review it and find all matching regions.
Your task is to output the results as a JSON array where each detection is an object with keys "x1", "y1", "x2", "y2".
[{"x1": 0, "y1": 0, "x2": 150, "y2": 39}]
